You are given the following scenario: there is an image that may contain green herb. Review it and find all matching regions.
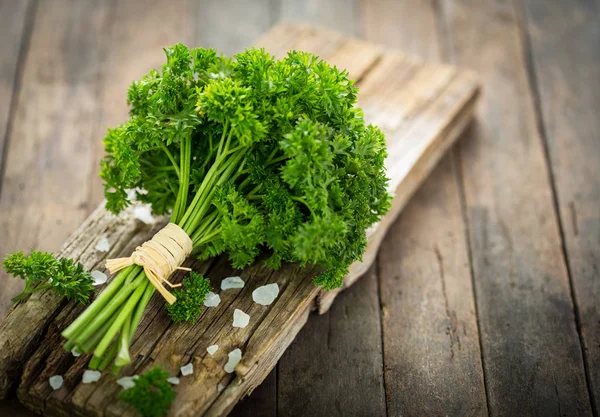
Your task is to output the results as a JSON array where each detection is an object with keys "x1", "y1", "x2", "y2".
[
  {"x1": 61, "y1": 44, "x2": 390, "y2": 371},
  {"x1": 118, "y1": 367, "x2": 175, "y2": 417},
  {"x1": 167, "y1": 272, "x2": 212, "y2": 323},
  {"x1": 3, "y1": 251, "x2": 94, "y2": 304}
]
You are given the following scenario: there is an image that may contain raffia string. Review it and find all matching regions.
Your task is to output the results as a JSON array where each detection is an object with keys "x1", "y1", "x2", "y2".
[{"x1": 105, "y1": 223, "x2": 193, "y2": 304}]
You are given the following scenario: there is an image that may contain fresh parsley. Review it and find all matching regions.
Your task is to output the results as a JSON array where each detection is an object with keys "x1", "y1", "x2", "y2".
[
  {"x1": 118, "y1": 367, "x2": 176, "y2": 417},
  {"x1": 3, "y1": 251, "x2": 94, "y2": 304},
  {"x1": 167, "y1": 272, "x2": 212, "y2": 323}
]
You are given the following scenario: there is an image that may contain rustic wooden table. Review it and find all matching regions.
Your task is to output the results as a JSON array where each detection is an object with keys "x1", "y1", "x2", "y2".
[{"x1": 0, "y1": 1, "x2": 597, "y2": 416}]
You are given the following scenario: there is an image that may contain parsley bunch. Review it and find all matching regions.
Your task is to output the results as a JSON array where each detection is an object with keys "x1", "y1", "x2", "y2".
[
  {"x1": 118, "y1": 367, "x2": 176, "y2": 417},
  {"x1": 167, "y1": 272, "x2": 211, "y2": 323},
  {"x1": 3, "y1": 251, "x2": 94, "y2": 304},
  {"x1": 61, "y1": 44, "x2": 390, "y2": 372}
]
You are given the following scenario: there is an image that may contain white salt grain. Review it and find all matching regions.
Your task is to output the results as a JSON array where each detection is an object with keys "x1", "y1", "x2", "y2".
[
  {"x1": 180, "y1": 363, "x2": 194, "y2": 376},
  {"x1": 221, "y1": 276, "x2": 244, "y2": 290},
  {"x1": 206, "y1": 345, "x2": 219, "y2": 355},
  {"x1": 203, "y1": 291, "x2": 221, "y2": 307},
  {"x1": 167, "y1": 377, "x2": 180, "y2": 385},
  {"x1": 91, "y1": 270, "x2": 107, "y2": 286},
  {"x1": 232, "y1": 309, "x2": 250, "y2": 328},
  {"x1": 82, "y1": 370, "x2": 101, "y2": 384},
  {"x1": 94, "y1": 236, "x2": 110, "y2": 252},
  {"x1": 71, "y1": 346, "x2": 82, "y2": 357},
  {"x1": 116, "y1": 376, "x2": 137, "y2": 390},
  {"x1": 133, "y1": 205, "x2": 154, "y2": 224},
  {"x1": 217, "y1": 383, "x2": 225, "y2": 392},
  {"x1": 252, "y1": 283, "x2": 279, "y2": 306},
  {"x1": 49, "y1": 375, "x2": 63, "y2": 390},
  {"x1": 224, "y1": 349, "x2": 242, "y2": 374}
]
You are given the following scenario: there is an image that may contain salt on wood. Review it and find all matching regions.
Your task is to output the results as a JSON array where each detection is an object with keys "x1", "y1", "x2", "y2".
[
  {"x1": 221, "y1": 276, "x2": 244, "y2": 290},
  {"x1": 133, "y1": 205, "x2": 154, "y2": 224},
  {"x1": 204, "y1": 291, "x2": 221, "y2": 307},
  {"x1": 116, "y1": 376, "x2": 138, "y2": 390},
  {"x1": 224, "y1": 349, "x2": 242, "y2": 374},
  {"x1": 232, "y1": 309, "x2": 250, "y2": 328},
  {"x1": 94, "y1": 236, "x2": 110, "y2": 252},
  {"x1": 181, "y1": 363, "x2": 194, "y2": 376},
  {"x1": 207, "y1": 345, "x2": 219, "y2": 355},
  {"x1": 91, "y1": 270, "x2": 107, "y2": 286},
  {"x1": 82, "y1": 370, "x2": 101, "y2": 384},
  {"x1": 167, "y1": 377, "x2": 180, "y2": 385},
  {"x1": 252, "y1": 283, "x2": 279, "y2": 305},
  {"x1": 49, "y1": 375, "x2": 63, "y2": 390}
]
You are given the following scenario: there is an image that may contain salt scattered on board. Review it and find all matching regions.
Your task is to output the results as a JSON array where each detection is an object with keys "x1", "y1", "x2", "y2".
[
  {"x1": 232, "y1": 309, "x2": 250, "y2": 328},
  {"x1": 49, "y1": 375, "x2": 63, "y2": 390},
  {"x1": 252, "y1": 283, "x2": 279, "y2": 305},
  {"x1": 167, "y1": 377, "x2": 180, "y2": 385},
  {"x1": 217, "y1": 383, "x2": 225, "y2": 392},
  {"x1": 71, "y1": 346, "x2": 82, "y2": 357},
  {"x1": 91, "y1": 270, "x2": 107, "y2": 286},
  {"x1": 206, "y1": 345, "x2": 219, "y2": 355},
  {"x1": 221, "y1": 276, "x2": 244, "y2": 290},
  {"x1": 224, "y1": 349, "x2": 242, "y2": 374},
  {"x1": 204, "y1": 291, "x2": 221, "y2": 307},
  {"x1": 82, "y1": 370, "x2": 101, "y2": 384},
  {"x1": 133, "y1": 205, "x2": 154, "y2": 224},
  {"x1": 116, "y1": 376, "x2": 138, "y2": 390},
  {"x1": 181, "y1": 363, "x2": 194, "y2": 376},
  {"x1": 94, "y1": 236, "x2": 110, "y2": 252}
]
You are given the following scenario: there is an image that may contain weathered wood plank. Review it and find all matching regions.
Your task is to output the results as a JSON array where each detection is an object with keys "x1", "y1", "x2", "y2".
[
  {"x1": 520, "y1": 0, "x2": 600, "y2": 411},
  {"x1": 439, "y1": 0, "x2": 593, "y2": 415},
  {"x1": 278, "y1": 267, "x2": 386, "y2": 417},
  {"x1": 0, "y1": 0, "x2": 35, "y2": 187},
  {"x1": 362, "y1": 0, "x2": 487, "y2": 415},
  {"x1": 279, "y1": 0, "x2": 359, "y2": 36},
  {"x1": 0, "y1": 24, "x2": 480, "y2": 416},
  {"x1": 0, "y1": 0, "x2": 115, "y2": 314}
]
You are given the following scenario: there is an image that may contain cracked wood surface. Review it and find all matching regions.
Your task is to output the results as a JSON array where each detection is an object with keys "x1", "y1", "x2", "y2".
[{"x1": 0, "y1": 22, "x2": 479, "y2": 417}]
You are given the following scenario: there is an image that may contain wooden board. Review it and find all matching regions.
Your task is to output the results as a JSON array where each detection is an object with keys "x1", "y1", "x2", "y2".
[
  {"x1": 521, "y1": 0, "x2": 600, "y2": 410},
  {"x1": 0, "y1": 23, "x2": 479, "y2": 416},
  {"x1": 362, "y1": 1, "x2": 488, "y2": 415},
  {"x1": 439, "y1": 1, "x2": 593, "y2": 415}
]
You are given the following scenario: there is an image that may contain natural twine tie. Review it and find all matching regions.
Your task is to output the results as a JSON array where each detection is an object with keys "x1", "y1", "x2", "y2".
[{"x1": 106, "y1": 223, "x2": 193, "y2": 304}]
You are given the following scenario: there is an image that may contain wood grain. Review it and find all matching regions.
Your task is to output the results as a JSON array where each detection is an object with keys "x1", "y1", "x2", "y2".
[
  {"x1": 521, "y1": 0, "x2": 600, "y2": 411},
  {"x1": 0, "y1": 0, "x2": 34, "y2": 183},
  {"x1": 0, "y1": 24, "x2": 480, "y2": 416},
  {"x1": 362, "y1": 0, "x2": 487, "y2": 415},
  {"x1": 0, "y1": 0, "x2": 114, "y2": 313},
  {"x1": 439, "y1": 0, "x2": 593, "y2": 415}
]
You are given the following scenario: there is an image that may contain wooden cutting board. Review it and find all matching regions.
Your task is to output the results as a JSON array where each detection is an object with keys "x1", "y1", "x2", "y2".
[{"x1": 0, "y1": 23, "x2": 479, "y2": 417}]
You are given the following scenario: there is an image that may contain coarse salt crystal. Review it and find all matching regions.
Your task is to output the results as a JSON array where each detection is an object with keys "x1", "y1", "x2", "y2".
[
  {"x1": 252, "y1": 283, "x2": 279, "y2": 306},
  {"x1": 82, "y1": 370, "x2": 101, "y2": 384},
  {"x1": 91, "y1": 270, "x2": 107, "y2": 286},
  {"x1": 224, "y1": 349, "x2": 242, "y2": 374},
  {"x1": 206, "y1": 345, "x2": 219, "y2": 355},
  {"x1": 49, "y1": 375, "x2": 63, "y2": 390},
  {"x1": 217, "y1": 383, "x2": 225, "y2": 392},
  {"x1": 221, "y1": 276, "x2": 244, "y2": 290},
  {"x1": 232, "y1": 309, "x2": 250, "y2": 328},
  {"x1": 204, "y1": 291, "x2": 221, "y2": 307},
  {"x1": 94, "y1": 236, "x2": 110, "y2": 252},
  {"x1": 71, "y1": 346, "x2": 82, "y2": 357},
  {"x1": 167, "y1": 377, "x2": 180, "y2": 385},
  {"x1": 133, "y1": 205, "x2": 154, "y2": 224},
  {"x1": 116, "y1": 376, "x2": 138, "y2": 390},
  {"x1": 181, "y1": 363, "x2": 194, "y2": 376}
]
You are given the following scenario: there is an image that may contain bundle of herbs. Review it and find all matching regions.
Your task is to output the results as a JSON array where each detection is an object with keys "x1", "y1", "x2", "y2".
[{"x1": 6, "y1": 44, "x2": 389, "y2": 373}]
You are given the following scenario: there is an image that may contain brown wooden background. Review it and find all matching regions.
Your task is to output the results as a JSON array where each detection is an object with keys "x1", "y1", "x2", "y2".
[{"x1": 0, "y1": 0, "x2": 598, "y2": 416}]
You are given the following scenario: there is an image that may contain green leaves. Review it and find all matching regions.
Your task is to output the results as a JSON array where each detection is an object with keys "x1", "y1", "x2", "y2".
[
  {"x1": 3, "y1": 251, "x2": 94, "y2": 304},
  {"x1": 167, "y1": 272, "x2": 212, "y2": 323},
  {"x1": 101, "y1": 44, "x2": 390, "y2": 290},
  {"x1": 118, "y1": 367, "x2": 176, "y2": 417}
]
